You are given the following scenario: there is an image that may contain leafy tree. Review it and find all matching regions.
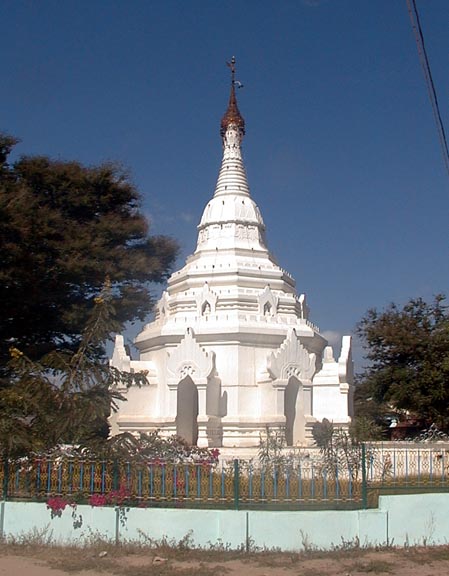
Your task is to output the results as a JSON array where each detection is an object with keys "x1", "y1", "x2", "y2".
[
  {"x1": 355, "y1": 295, "x2": 449, "y2": 431},
  {"x1": 0, "y1": 134, "x2": 178, "y2": 365},
  {"x1": 348, "y1": 415, "x2": 384, "y2": 442},
  {"x1": 0, "y1": 283, "x2": 147, "y2": 457}
]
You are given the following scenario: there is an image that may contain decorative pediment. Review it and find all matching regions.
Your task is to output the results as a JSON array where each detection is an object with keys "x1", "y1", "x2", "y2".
[
  {"x1": 195, "y1": 282, "x2": 218, "y2": 316},
  {"x1": 267, "y1": 329, "x2": 316, "y2": 381},
  {"x1": 167, "y1": 328, "x2": 215, "y2": 387},
  {"x1": 258, "y1": 285, "x2": 278, "y2": 317}
]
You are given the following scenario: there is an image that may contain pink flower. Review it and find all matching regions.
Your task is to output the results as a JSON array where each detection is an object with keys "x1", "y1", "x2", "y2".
[
  {"x1": 89, "y1": 494, "x2": 108, "y2": 507},
  {"x1": 47, "y1": 496, "x2": 70, "y2": 517}
]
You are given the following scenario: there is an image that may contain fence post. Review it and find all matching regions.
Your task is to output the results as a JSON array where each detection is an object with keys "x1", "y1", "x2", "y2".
[
  {"x1": 2, "y1": 457, "x2": 9, "y2": 501},
  {"x1": 233, "y1": 459, "x2": 240, "y2": 510},
  {"x1": 361, "y1": 443, "x2": 368, "y2": 509}
]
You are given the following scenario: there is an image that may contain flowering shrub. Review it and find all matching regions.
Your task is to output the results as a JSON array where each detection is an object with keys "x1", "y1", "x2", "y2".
[
  {"x1": 108, "y1": 485, "x2": 130, "y2": 506},
  {"x1": 210, "y1": 448, "x2": 220, "y2": 460},
  {"x1": 46, "y1": 496, "x2": 76, "y2": 519},
  {"x1": 88, "y1": 485, "x2": 130, "y2": 508},
  {"x1": 88, "y1": 493, "x2": 108, "y2": 507},
  {"x1": 32, "y1": 432, "x2": 221, "y2": 522},
  {"x1": 86, "y1": 485, "x2": 131, "y2": 527}
]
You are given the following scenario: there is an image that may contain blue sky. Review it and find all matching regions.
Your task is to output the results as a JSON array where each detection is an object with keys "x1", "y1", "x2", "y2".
[{"x1": 1, "y1": 0, "x2": 448, "y2": 370}]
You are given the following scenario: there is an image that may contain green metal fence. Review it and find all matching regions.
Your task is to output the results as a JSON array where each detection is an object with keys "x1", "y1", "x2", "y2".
[
  {"x1": 0, "y1": 456, "x2": 362, "y2": 509},
  {"x1": 1, "y1": 444, "x2": 448, "y2": 510},
  {"x1": 364, "y1": 443, "x2": 449, "y2": 506}
]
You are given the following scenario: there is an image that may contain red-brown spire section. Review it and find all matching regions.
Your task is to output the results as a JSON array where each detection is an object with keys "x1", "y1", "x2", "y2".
[{"x1": 220, "y1": 56, "x2": 245, "y2": 138}]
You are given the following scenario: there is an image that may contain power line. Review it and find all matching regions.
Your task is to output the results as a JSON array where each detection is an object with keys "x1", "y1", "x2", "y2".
[{"x1": 406, "y1": 0, "x2": 449, "y2": 178}]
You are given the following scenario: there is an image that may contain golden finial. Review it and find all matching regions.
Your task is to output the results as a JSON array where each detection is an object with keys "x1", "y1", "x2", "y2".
[{"x1": 221, "y1": 56, "x2": 245, "y2": 138}]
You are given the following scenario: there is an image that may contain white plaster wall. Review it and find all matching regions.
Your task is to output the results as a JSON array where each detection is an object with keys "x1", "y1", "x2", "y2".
[
  {"x1": 312, "y1": 385, "x2": 350, "y2": 423},
  {"x1": 118, "y1": 386, "x2": 158, "y2": 418}
]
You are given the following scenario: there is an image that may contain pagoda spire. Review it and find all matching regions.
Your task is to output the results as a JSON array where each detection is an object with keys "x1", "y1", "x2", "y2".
[
  {"x1": 195, "y1": 57, "x2": 267, "y2": 254},
  {"x1": 220, "y1": 56, "x2": 245, "y2": 139},
  {"x1": 212, "y1": 57, "x2": 250, "y2": 198}
]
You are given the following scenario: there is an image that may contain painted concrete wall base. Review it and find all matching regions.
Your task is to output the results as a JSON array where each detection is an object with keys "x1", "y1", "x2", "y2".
[{"x1": 1, "y1": 494, "x2": 448, "y2": 551}]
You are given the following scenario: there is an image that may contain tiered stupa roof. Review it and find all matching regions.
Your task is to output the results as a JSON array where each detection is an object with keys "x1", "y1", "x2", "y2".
[
  {"x1": 196, "y1": 57, "x2": 267, "y2": 256},
  {"x1": 111, "y1": 58, "x2": 354, "y2": 448}
]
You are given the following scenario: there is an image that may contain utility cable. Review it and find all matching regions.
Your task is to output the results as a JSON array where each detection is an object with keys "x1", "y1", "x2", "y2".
[{"x1": 406, "y1": 0, "x2": 449, "y2": 178}]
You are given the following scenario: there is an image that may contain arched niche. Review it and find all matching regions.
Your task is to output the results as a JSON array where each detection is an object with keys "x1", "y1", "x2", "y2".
[
  {"x1": 258, "y1": 285, "x2": 278, "y2": 318},
  {"x1": 195, "y1": 282, "x2": 218, "y2": 316},
  {"x1": 201, "y1": 301, "x2": 211, "y2": 316},
  {"x1": 284, "y1": 376, "x2": 304, "y2": 446},
  {"x1": 263, "y1": 301, "x2": 272, "y2": 316},
  {"x1": 176, "y1": 376, "x2": 199, "y2": 445}
]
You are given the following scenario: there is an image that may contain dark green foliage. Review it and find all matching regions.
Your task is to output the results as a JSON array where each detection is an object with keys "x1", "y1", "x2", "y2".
[
  {"x1": 355, "y1": 295, "x2": 449, "y2": 431},
  {"x1": 0, "y1": 134, "x2": 178, "y2": 364},
  {"x1": 312, "y1": 419, "x2": 362, "y2": 481},
  {"x1": 258, "y1": 426, "x2": 287, "y2": 468},
  {"x1": 313, "y1": 416, "x2": 383, "y2": 447},
  {"x1": 348, "y1": 416, "x2": 384, "y2": 443},
  {"x1": 311, "y1": 418, "x2": 334, "y2": 449},
  {"x1": 72, "y1": 430, "x2": 220, "y2": 463},
  {"x1": 0, "y1": 284, "x2": 148, "y2": 457}
]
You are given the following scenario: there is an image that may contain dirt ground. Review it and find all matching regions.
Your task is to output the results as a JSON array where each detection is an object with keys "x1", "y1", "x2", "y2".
[{"x1": 1, "y1": 543, "x2": 449, "y2": 576}]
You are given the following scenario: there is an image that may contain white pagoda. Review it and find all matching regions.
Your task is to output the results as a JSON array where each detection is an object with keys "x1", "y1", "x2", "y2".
[{"x1": 110, "y1": 58, "x2": 354, "y2": 448}]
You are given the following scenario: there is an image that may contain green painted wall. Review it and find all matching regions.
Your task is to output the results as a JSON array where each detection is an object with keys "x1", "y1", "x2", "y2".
[{"x1": 1, "y1": 493, "x2": 448, "y2": 551}]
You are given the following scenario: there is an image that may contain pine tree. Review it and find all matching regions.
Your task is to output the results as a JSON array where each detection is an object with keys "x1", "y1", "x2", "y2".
[{"x1": 1, "y1": 283, "x2": 147, "y2": 457}]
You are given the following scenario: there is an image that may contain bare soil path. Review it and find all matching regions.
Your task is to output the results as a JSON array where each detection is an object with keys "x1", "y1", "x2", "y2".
[{"x1": 0, "y1": 543, "x2": 448, "y2": 576}]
